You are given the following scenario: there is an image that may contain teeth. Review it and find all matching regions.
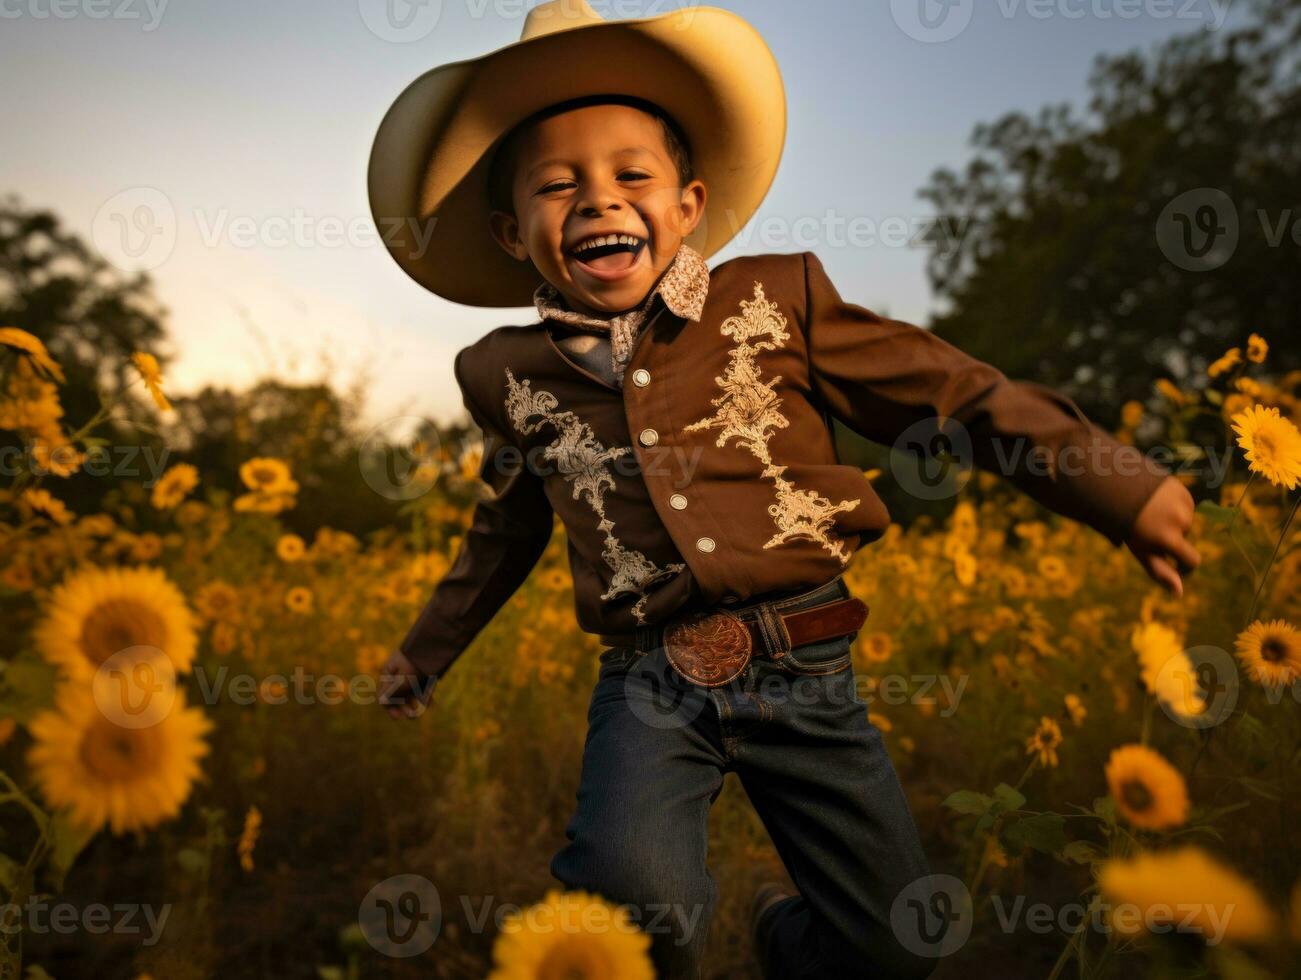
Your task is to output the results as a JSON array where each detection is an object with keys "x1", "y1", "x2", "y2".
[{"x1": 573, "y1": 233, "x2": 641, "y2": 254}]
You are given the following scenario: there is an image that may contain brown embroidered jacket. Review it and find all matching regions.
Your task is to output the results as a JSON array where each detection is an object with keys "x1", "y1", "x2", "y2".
[{"x1": 398, "y1": 248, "x2": 1171, "y2": 678}]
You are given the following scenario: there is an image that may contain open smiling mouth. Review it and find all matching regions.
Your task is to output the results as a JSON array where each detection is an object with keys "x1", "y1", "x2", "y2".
[{"x1": 568, "y1": 233, "x2": 648, "y2": 281}]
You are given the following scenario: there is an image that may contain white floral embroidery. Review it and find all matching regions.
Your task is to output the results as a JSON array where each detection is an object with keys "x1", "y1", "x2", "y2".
[
  {"x1": 686, "y1": 282, "x2": 860, "y2": 564},
  {"x1": 504, "y1": 369, "x2": 683, "y2": 623}
]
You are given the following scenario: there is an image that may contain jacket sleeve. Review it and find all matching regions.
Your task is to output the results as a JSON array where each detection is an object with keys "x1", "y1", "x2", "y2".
[
  {"x1": 800, "y1": 250, "x2": 1170, "y2": 547},
  {"x1": 398, "y1": 348, "x2": 554, "y2": 678}
]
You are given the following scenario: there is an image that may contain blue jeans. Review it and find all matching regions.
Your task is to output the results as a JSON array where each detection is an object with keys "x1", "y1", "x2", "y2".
[{"x1": 549, "y1": 581, "x2": 939, "y2": 979}]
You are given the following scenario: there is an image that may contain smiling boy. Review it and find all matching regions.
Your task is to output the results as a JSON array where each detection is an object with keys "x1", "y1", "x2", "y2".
[{"x1": 369, "y1": 3, "x2": 1200, "y2": 978}]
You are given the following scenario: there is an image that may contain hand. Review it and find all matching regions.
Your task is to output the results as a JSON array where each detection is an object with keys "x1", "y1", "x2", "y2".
[
  {"x1": 1124, "y1": 476, "x2": 1201, "y2": 597},
  {"x1": 377, "y1": 649, "x2": 438, "y2": 719}
]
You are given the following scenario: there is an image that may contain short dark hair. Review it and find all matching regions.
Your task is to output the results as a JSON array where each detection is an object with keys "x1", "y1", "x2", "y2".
[{"x1": 486, "y1": 94, "x2": 694, "y2": 215}]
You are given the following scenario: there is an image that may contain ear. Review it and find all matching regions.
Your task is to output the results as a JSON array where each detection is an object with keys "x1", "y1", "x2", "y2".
[
  {"x1": 676, "y1": 179, "x2": 707, "y2": 237},
  {"x1": 487, "y1": 209, "x2": 529, "y2": 261}
]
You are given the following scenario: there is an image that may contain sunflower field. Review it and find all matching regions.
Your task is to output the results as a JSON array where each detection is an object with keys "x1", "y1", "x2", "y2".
[{"x1": 1, "y1": 325, "x2": 1299, "y2": 980}]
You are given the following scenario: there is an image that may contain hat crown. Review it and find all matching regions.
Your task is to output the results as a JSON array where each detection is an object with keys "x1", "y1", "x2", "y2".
[{"x1": 520, "y1": 0, "x2": 605, "y2": 41}]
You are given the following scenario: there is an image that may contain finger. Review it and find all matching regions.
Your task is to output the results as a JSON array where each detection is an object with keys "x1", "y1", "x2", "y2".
[
  {"x1": 1145, "y1": 553, "x2": 1183, "y2": 597},
  {"x1": 1165, "y1": 532, "x2": 1201, "y2": 573}
]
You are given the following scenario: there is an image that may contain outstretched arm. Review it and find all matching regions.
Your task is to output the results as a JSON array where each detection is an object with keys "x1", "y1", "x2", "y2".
[
  {"x1": 799, "y1": 250, "x2": 1197, "y2": 590},
  {"x1": 380, "y1": 351, "x2": 553, "y2": 718}
]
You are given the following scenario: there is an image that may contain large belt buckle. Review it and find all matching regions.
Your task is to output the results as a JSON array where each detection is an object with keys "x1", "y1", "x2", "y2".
[{"x1": 663, "y1": 610, "x2": 752, "y2": 687}]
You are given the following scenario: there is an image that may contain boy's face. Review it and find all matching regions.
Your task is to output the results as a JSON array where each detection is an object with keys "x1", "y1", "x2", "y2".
[{"x1": 488, "y1": 104, "x2": 706, "y2": 317}]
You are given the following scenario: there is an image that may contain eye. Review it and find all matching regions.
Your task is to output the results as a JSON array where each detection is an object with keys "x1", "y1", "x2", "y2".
[
  {"x1": 536, "y1": 180, "x2": 574, "y2": 195},
  {"x1": 618, "y1": 171, "x2": 651, "y2": 182}
]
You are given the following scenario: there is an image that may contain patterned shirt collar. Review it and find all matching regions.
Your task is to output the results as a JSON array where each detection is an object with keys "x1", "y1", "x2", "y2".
[{"x1": 532, "y1": 242, "x2": 710, "y2": 381}]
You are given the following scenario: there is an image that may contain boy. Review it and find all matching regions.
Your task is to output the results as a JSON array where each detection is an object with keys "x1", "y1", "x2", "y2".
[{"x1": 370, "y1": 3, "x2": 1200, "y2": 977}]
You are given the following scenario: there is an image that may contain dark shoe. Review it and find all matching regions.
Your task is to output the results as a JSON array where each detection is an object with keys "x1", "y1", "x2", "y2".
[{"x1": 750, "y1": 881, "x2": 793, "y2": 968}]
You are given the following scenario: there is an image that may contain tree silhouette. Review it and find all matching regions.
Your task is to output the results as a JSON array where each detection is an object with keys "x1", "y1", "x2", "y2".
[{"x1": 918, "y1": 0, "x2": 1300, "y2": 428}]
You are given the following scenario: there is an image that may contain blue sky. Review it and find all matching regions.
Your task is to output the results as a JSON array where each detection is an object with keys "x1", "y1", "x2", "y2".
[{"x1": 1, "y1": 0, "x2": 1244, "y2": 423}]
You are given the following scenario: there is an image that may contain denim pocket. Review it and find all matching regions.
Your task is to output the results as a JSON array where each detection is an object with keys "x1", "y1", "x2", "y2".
[{"x1": 776, "y1": 635, "x2": 853, "y2": 675}]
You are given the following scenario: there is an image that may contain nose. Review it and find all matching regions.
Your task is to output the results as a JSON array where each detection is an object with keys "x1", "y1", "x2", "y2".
[{"x1": 575, "y1": 176, "x2": 625, "y2": 217}]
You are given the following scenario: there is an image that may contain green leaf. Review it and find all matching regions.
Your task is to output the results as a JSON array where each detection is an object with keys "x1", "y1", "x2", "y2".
[
  {"x1": 176, "y1": 847, "x2": 207, "y2": 876},
  {"x1": 1092, "y1": 796, "x2": 1117, "y2": 824},
  {"x1": 24, "y1": 966, "x2": 56, "y2": 980},
  {"x1": 991, "y1": 783, "x2": 1026, "y2": 813},
  {"x1": 0, "y1": 649, "x2": 57, "y2": 724},
  {"x1": 1210, "y1": 944, "x2": 1276, "y2": 980},
  {"x1": 0, "y1": 853, "x2": 21, "y2": 893},
  {"x1": 1194, "y1": 499, "x2": 1238, "y2": 525},
  {"x1": 43, "y1": 814, "x2": 96, "y2": 893},
  {"x1": 316, "y1": 968, "x2": 346, "y2": 980},
  {"x1": 1239, "y1": 777, "x2": 1280, "y2": 801},
  {"x1": 1002, "y1": 814, "x2": 1067, "y2": 855},
  {"x1": 942, "y1": 790, "x2": 994, "y2": 815},
  {"x1": 1204, "y1": 388, "x2": 1224, "y2": 405},
  {"x1": 1060, "y1": 841, "x2": 1099, "y2": 865}
]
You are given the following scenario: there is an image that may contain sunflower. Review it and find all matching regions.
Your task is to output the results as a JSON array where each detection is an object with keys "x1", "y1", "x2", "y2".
[
  {"x1": 238, "y1": 805, "x2": 262, "y2": 872},
  {"x1": 239, "y1": 457, "x2": 298, "y2": 495},
  {"x1": 1231, "y1": 404, "x2": 1301, "y2": 490},
  {"x1": 34, "y1": 565, "x2": 197, "y2": 682},
  {"x1": 1245, "y1": 333, "x2": 1268, "y2": 364},
  {"x1": 1064, "y1": 693, "x2": 1087, "y2": 727},
  {"x1": 1235, "y1": 619, "x2": 1301, "y2": 687},
  {"x1": 953, "y1": 549, "x2": 977, "y2": 587},
  {"x1": 0, "y1": 326, "x2": 65, "y2": 382},
  {"x1": 26, "y1": 682, "x2": 211, "y2": 835},
  {"x1": 1155, "y1": 379, "x2": 1187, "y2": 406},
  {"x1": 130, "y1": 351, "x2": 171, "y2": 412},
  {"x1": 1105, "y1": 744, "x2": 1189, "y2": 830},
  {"x1": 21, "y1": 487, "x2": 74, "y2": 525},
  {"x1": 1207, "y1": 346, "x2": 1241, "y2": 379},
  {"x1": 488, "y1": 889, "x2": 654, "y2": 980},
  {"x1": 1037, "y1": 555, "x2": 1067, "y2": 582},
  {"x1": 151, "y1": 463, "x2": 199, "y2": 510},
  {"x1": 194, "y1": 580, "x2": 240, "y2": 622},
  {"x1": 1025, "y1": 716, "x2": 1062, "y2": 768},
  {"x1": 285, "y1": 586, "x2": 314, "y2": 614},
  {"x1": 276, "y1": 534, "x2": 306, "y2": 562},
  {"x1": 861, "y1": 632, "x2": 894, "y2": 664},
  {"x1": 1098, "y1": 847, "x2": 1276, "y2": 944},
  {"x1": 1131, "y1": 622, "x2": 1205, "y2": 720}
]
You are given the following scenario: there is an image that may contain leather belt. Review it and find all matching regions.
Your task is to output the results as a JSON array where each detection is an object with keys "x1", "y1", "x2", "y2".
[{"x1": 598, "y1": 583, "x2": 869, "y2": 688}]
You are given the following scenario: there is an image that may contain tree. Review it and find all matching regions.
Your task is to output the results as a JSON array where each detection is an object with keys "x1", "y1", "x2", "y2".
[{"x1": 918, "y1": 0, "x2": 1301, "y2": 430}]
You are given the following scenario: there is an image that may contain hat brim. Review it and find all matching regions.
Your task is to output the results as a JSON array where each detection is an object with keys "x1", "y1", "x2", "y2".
[{"x1": 368, "y1": 7, "x2": 786, "y2": 307}]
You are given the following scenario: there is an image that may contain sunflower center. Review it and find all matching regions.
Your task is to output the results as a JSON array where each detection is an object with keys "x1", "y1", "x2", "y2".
[
  {"x1": 80, "y1": 717, "x2": 163, "y2": 782},
  {"x1": 1121, "y1": 779, "x2": 1153, "y2": 812},
  {"x1": 1261, "y1": 639, "x2": 1286, "y2": 663},
  {"x1": 537, "y1": 935, "x2": 613, "y2": 980},
  {"x1": 79, "y1": 598, "x2": 170, "y2": 666}
]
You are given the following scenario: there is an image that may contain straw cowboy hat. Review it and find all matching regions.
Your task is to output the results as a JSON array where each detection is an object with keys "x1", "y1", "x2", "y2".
[{"x1": 367, "y1": 0, "x2": 786, "y2": 307}]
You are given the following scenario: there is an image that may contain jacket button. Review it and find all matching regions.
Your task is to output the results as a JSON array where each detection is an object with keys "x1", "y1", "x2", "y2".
[
  {"x1": 669, "y1": 494, "x2": 688, "y2": 510},
  {"x1": 631, "y1": 369, "x2": 651, "y2": 387},
  {"x1": 695, "y1": 537, "x2": 716, "y2": 553},
  {"x1": 639, "y1": 429, "x2": 658, "y2": 447}
]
